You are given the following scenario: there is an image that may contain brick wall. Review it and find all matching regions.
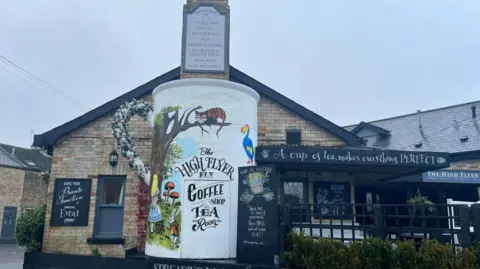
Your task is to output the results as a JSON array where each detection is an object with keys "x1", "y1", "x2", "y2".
[
  {"x1": 21, "y1": 170, "x2": 49, "y2": 211},
  {"x1": 258, "y1": 96, "x2": 345, "y2": 147},
  {"x1": 41, "y1": 91, "x2": 344, "y2": 256},
  {"x1": 449, "y1": 160, "x2": 480, "y2": 170},
  {"x1": 42, "y1": 93, "x2": 153, "y2": 257},
  {"x1": 0, "y1": 166, "x2": 25, "y2": 235}
]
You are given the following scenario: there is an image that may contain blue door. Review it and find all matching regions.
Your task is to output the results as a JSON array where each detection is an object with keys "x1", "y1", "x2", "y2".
[{"x1": 1, "y1": 207, "x2": 17, "y2": 239}]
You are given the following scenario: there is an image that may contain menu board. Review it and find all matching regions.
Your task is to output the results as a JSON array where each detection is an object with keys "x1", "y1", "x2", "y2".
[
  {"x1": 237, "y1": 165, "x2": 278, "y2": 265},
  {"x1": 50, "y1": 178, "x2": 92, "y2": 226},
  {"x1": 313, "y1": 182, "x2": 351, "y2": 219}
]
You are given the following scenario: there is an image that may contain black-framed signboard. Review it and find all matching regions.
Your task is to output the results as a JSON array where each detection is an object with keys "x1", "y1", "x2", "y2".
[
  {"x1": 313, "y1": 182, "x2": 352, "y2": 219},
  {"x1": 237, "y1": 164, "x2": 278, "y2": 266},
  {"x1": 255, "y1": 146, "x2": 450, "y2": 169},
  {"x1": 50, "y1": 178, "x2": 92, "y2": 226}
]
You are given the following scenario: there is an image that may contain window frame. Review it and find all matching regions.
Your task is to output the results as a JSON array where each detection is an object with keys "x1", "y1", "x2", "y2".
[
  {"x1": 93, "y1": 175, "x2": 126, "y2": 238},
  {"x1": 286, "y1": 129, "x2": 302, "y2": 145},
  {"x1": 280, "y1": 177, "x2": 309, "y2": 223}
]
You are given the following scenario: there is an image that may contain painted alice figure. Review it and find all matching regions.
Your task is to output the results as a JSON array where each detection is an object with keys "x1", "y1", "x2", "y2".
[{"x1": 149, "y1": 174, "x2": 163, "y2": 233}]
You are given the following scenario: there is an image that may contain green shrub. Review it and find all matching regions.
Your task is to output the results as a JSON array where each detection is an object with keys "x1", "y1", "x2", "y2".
[
  {"x1": 395, "y1": 240, "x2": 418, "y2": 269},
  {"x1": 283, "y1": 232, "x2": 478, "y2": 269},
  {"x1": 348, "y1": 238, "x2": 396, "y2": 269},
  {"x1": 417, "y1": 240, "x2": 453, "y2": 269},
  {"x1": 472, "y1": 242, "x2": 480, "y2": 266},
  {"x1": 14, "y1": 204, "x2": 46, "y2": 252},
  {"x1": 283, "y1": 231, "x2": 350, "y2": 269},
  {"x1": 453, "y1": 247, "x2": 477, "y2": 269}
]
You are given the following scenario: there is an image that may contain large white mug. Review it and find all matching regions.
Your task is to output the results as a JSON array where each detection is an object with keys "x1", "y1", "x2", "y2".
[{"x1": 113, "y1": 78, "x2": 259, "y2": 259}]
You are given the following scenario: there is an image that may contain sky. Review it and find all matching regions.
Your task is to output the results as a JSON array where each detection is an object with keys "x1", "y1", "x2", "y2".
[{"x1": 0, "y1": 0, "x2": 479, "y2": 148}]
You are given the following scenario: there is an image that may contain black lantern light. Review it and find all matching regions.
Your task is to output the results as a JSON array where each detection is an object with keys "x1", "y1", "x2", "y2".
[{"x1": 109, "y1": 150, "x2": 118, "y2": 166}]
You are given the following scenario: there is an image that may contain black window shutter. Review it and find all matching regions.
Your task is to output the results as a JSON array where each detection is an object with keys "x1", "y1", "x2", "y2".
[{"x1": 286, "y1": 129, "x2": 302, "y2": 145}]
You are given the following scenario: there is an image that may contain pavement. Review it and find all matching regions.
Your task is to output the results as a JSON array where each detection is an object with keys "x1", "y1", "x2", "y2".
[{"x1": 0, "y1": 244, "x2": 24, "y2": 269}]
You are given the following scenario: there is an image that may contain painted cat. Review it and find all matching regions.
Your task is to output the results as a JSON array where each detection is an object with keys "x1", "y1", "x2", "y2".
[{"x1": 194, "y1": 107, "x2": 227, "y2": 137}]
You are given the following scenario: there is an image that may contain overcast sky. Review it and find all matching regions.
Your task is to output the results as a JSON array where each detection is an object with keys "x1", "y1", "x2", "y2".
[{"x1": 1, "y1": 0, "x2": 479, "y2": 148}]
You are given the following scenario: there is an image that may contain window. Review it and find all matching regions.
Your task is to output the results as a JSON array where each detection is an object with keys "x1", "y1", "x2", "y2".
[
  {"x1": 102, "y1": 180, "x2": 124, "y2": 205},
  {"x1": 281, "y1": 178, "x2": 308, "y2": 222},
  {"x1": 286, "y1": 129, "x2": 302, "y2": 145},
  {"x1": 94, "y1": 176, "x2": 126, "y2": 238}
]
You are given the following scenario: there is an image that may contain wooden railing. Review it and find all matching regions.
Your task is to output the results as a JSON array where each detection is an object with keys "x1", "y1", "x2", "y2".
[{"x1": 279, "y1": 202, "x2": 480, "y2": 255}]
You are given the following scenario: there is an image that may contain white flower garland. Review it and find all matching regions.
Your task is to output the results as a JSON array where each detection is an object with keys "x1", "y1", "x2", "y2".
[{"x1": 112, "y1": 99, "x2": 152, "y2": 185}]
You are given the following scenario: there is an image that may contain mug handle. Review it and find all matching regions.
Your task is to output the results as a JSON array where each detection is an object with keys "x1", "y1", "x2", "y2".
[{"x1": 112, "y1": 99, "x2": 153, "y2": 185}]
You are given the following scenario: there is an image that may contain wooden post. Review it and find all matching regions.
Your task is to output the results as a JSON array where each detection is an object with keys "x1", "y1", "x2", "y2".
[
  {"x1": 373, "y1": 204, "x2": 385, "y2": 239},
  {"x1": 458, "y1": 204, "x2": 472, "y2": 247},
  {"x1": 279, "y1": 204, "x2": 291, "y2": 269},
  {"x1": 471, "y1": 204, "x2": 480, "y2": 244}
]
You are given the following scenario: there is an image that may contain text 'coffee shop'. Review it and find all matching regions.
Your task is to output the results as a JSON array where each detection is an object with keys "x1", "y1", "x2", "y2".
[{"x1": 28, "y1": 1, "x2": 452, "y2": 269}]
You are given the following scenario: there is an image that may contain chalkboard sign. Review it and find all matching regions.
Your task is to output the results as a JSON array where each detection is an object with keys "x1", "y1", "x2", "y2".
[
  {"x1": 237, "y1": 165, "x2": 278, "y2": 266},
  {"x1": 50, "y1": 178, "x2": 92, "y2": 226},
  {"x1": 313, "y1": 182, "x2": 352, "y2": 219}
]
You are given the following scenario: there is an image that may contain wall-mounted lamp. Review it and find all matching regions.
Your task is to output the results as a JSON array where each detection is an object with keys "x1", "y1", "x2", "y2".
[{"x1": 109, "y1": 150, "x2": 118, "y2": 166}]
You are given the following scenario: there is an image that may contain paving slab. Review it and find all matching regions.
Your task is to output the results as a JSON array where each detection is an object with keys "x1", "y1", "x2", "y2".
[{"x1": 0, "y1": 245, "x2": 24, "y2": 264}]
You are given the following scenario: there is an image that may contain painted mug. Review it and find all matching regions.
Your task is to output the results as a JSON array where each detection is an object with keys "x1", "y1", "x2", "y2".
[
  {"x1": 248, "y1": 172, "x2": 264, "y2": 194},
  {"x1": 113, "y1": 78, "x2": 259, "y2": 259}
]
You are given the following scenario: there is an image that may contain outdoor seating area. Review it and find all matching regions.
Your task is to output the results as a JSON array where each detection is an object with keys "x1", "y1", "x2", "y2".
[{"x1": 282, "y1": 201, "x2": 480, "y2": 251}]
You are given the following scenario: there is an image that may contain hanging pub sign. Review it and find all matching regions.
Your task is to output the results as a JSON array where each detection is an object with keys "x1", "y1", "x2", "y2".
[
  {"x1": 255, "y1": 146, "x2": 451, "y2": 168},
  {"x1": 237, "y1": 164, "x2": 278, "y2": 266},
  {"x1": 50, "y1": 178, "x2": 92, "y2": 226}
]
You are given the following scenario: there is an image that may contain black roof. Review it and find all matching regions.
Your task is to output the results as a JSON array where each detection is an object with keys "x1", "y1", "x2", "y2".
[
  {"x1": 344, "y1": 100, "x2": 480, "y2": 154},
  {"x1": 33, "y1": 65, "x2": 362, "y2": 151},
  {"x1": 0, "y1": 143, "x2": 52, "y2": 171}
]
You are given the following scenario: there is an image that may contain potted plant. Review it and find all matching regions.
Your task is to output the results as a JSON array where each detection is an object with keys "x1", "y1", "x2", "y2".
[{"x1": 406, "y1": 189, "x2": 435, "y2": 226}]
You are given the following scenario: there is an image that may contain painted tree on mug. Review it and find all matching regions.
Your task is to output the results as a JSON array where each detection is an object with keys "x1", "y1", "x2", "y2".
[
  {"x1": 149, "y1": 105, "x2": 231, "y2": 249},
  {"x1": 112, "y1": 100, "x2": 231, "y2": 250},
  {"x1": 150, "y1": 105, "x2": 231, "y2": 183}
]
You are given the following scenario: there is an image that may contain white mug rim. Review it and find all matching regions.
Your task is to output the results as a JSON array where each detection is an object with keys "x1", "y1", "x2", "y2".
[{"x1": 152, "y1": 78, "x2": 260, "y2": 103}]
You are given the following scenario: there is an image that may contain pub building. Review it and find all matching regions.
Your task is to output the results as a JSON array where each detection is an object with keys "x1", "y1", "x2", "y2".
[
  {"x1": 344, "y1": 100, "x2": 480, "y2": 205},
  {"x1": 30, "y1": 0, "x2": 452, "y2": 266}
]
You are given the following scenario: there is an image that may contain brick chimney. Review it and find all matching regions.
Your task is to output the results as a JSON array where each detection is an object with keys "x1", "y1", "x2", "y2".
[{"x1": 181, "y1": 0, "x2": 230, "y2": 80}]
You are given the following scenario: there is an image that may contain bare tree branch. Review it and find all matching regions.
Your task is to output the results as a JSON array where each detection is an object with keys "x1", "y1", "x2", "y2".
[
  {"x1": 179, "y1": 105, "x2": 198, "y2": 126},
  {"x1": 165, "y1": 110, "x2": 180, "y2": 135},
  {"x1": 179, "y1": 105, "x2": 202, "y2": 131}
]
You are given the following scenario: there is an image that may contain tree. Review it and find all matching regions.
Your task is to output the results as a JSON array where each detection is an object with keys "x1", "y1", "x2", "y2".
[{"x1": 15, "y1": 205, "x2": 46, "y2": 252}]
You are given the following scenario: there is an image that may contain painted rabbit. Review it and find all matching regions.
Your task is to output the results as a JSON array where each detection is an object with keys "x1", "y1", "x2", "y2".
[{"x1": 168, "y1": 207, "x2": 180, "y2": 248}]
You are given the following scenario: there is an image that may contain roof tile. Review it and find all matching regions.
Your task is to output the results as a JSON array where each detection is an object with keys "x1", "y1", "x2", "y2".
[{"x1": 344, "y1": 101, "x2": 480, "y2": 154}]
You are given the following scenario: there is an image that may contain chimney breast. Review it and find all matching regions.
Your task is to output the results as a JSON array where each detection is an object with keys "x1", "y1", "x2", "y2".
[
  {"x1": 11, "y1": 148, "x2": 15, "y2": 156},
  {"x1": 472, "y1": 105, "x2": 477, "y2": 118}
]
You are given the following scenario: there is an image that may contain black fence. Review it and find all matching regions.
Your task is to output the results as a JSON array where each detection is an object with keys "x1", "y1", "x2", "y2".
[
  {"x1": 23, "y1": 203, "x2": 480, "y2": 269},
  {"x1": 279, "y1": 203, "x2": 480, "y2": 253}
]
